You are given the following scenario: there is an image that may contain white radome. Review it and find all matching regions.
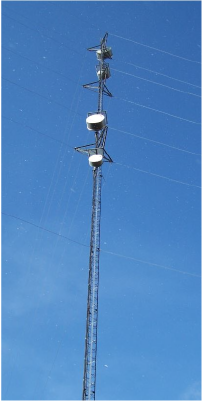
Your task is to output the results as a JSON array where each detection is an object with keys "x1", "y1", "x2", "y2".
[
  {"x1": 89, "y1": 154, "x2": 103, "y2": 167},
  {"x1": 86, "y1": 114, "x2": 106, "y2": 131}
]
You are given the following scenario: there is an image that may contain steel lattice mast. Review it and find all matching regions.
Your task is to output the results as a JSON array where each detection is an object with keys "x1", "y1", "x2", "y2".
[{"x1": 75, "y1": 33, "x2": 113, "y2": 400}]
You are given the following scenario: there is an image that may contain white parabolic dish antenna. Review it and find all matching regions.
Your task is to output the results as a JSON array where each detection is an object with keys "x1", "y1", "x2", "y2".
[
  {"x1": 86, "y1": 114, "x2": 106, "y2": 131},
  {"x1": 89, "y1": 154, "x2": 103, "y2": 167}
]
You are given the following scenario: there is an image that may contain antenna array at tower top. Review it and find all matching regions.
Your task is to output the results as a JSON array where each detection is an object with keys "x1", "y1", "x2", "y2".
[{"x1": 75, "y1": 32, "x2": 113, "y2": 167}]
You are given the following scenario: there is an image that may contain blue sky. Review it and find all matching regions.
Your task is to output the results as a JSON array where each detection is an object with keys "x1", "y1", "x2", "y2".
[{"x1": 1, "y1": 1, "x2": 201, "y2": 400}]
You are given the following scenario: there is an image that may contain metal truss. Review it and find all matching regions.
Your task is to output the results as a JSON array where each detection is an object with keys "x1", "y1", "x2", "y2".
[
  {"x1": 83, "y1": 81, "x2": 113, "y2": 98},
  {"x1": 82, "y1": 167, "x2": 102, "y2": 400},
  {"x1": 75, "y1": 127, "x2": 113, "y2": 164}
]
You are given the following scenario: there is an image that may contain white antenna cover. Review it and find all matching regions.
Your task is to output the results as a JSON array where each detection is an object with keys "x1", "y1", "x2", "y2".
[
  {"x1": 89, "y1": 154, "x2": 103, "y2": 167},
  {"x1": 86, "y1": 114, "x2": 106, "y2": 131}
]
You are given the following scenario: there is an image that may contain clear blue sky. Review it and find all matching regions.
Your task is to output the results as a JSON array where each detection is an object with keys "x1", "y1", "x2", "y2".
[{"x1": 2, "y1": 1, "x2": 201, "y2": 400}]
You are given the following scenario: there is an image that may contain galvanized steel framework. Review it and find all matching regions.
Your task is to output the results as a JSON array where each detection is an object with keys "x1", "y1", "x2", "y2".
[{"x1": 75, "y1": 33, "x2": 113, "y2": 400}]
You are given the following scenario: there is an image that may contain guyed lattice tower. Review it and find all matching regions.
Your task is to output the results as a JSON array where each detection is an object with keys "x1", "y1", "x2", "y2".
[{"x1": 75, "y1": 33, "x2": 113, "y2": 400}]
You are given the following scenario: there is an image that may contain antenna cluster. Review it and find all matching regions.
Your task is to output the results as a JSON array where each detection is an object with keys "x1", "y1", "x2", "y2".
[{"x1": 75, "y1": 32, "x2": 113, "y2": 167}]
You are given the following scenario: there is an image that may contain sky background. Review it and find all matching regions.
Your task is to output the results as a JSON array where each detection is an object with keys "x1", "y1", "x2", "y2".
[{"x1": 1, "y1": 1, "x2": 201, "y2": 400}]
